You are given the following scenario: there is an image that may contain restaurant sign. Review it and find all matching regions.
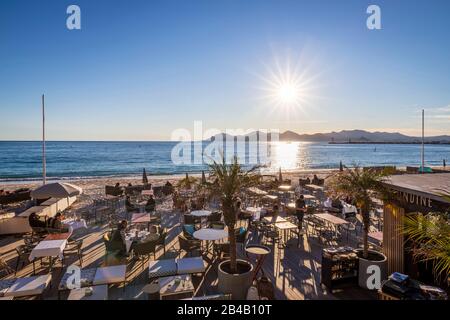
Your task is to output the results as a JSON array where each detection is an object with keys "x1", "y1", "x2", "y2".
[{"x1": 394, "y1": 190, "x2": 448, "y2": 213}]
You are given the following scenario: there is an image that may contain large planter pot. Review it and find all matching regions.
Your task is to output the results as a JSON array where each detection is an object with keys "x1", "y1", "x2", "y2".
[
  {"x1": 218, "y1": 259, "x2": 254, "y2": 300},
  {"x1": 356, "y1": 249, "x2": 387, "y2": 290}
]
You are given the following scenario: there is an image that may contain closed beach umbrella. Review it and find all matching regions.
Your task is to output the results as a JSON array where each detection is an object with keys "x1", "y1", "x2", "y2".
[
  {"x1": 339, "y1": 161, "x2": 343, "y2": 172},
  {"x1": 201, "y1": 171, "x2": 207, "y2": 184},
  {"x1": 444, "y1": 159, "x2": 446, "y2": 168},
  {"x1": 278, "y1": 168, "x2": 283, "y2": 182},
  {"x1": 143, "y1": 168, "x2": 149, "y2": 185},
  {"x1": 31, "y1": 182, "x2": 82, "y2": 199}
]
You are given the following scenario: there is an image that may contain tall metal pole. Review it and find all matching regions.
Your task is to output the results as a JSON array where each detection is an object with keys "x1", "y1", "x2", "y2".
[
  {"x1": 421, "y1": 109, "x2": 424, "y2": 173},
  {"x1": 42, "y1": 94, "x2": 46, "y2": 185}
]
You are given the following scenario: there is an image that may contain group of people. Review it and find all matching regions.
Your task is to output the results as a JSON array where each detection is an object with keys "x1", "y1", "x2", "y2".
[
  {"x1": 28, "y1": 211, "x2": 68, "y2": 232},
  {"x1": 125, "y1": 195, "x2": 156, "y2": 213}
]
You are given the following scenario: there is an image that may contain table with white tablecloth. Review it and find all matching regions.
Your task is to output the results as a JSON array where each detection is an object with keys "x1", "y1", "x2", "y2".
[
  {"x1": 29, "y1": 239, "x2": 67, "y2": 262},
  {"x1": 62, "y1": 219, "x2": 87, "y2": 233}
]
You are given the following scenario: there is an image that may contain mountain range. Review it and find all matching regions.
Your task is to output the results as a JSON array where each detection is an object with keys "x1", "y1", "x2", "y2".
[{"x1": 208, "y1": 129, "x2": 450, "y2": 143}]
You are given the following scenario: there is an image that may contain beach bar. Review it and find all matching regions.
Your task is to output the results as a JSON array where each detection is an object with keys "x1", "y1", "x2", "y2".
[{"x1": 382, "y1": 173, "x2": 450, "y2": 283}]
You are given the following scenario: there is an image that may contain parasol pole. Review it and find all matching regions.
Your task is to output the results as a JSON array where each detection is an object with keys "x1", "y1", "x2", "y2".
[{"x1": 42, "y1": 94, "x2": 46, "y2": 185}]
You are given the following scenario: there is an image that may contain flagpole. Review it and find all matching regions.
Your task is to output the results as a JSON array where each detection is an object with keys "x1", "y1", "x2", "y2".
[
  {"x1": 42, "y1": 94, "x2": 46, "y2": 185},
  {"x1": 421, "y1": 109, "x2": 424, "y2": 174}
]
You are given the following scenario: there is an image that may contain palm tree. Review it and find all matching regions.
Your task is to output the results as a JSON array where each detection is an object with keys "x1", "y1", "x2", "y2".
[
  {"x1": 327, "y1": 165, "x2": 388, "y2": 258},
  {"x1": 206, "y1": 156, "x2": 261, "y2": 273},
  {"x1": 403, "y1": 212, "x2": 450, "y2": 282}
]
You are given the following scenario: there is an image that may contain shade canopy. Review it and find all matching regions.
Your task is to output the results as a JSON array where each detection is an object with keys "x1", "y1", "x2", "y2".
[
  {"x1": 143, "y1": 168, "x2": 149, "y2": 185},
  {"x1": 31, "y1": 182, "x2": 82, "y2": 199},
  {"x1": 201, "y1": 171, "x2": 207, "y2": 184}
]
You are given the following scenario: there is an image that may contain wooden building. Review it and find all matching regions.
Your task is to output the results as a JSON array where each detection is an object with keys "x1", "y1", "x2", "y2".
[{"x1": 382, "y1": 173, "x2": 450, "y2": 284}]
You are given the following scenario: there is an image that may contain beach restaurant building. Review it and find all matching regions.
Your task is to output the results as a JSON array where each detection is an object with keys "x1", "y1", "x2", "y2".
[{"x1": 382, "y1": 173, "x2": 450, "y2": 285}]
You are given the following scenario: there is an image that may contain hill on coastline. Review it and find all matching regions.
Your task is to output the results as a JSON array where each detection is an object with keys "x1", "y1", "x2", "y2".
[{"x1": 208, "y1": 129, "x2": 450, "y2": 143}]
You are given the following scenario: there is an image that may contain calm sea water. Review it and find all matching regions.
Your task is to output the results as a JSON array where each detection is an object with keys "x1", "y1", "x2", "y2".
[{"x1": 0, "y1": 141, "x2": 449, "y2": 182}]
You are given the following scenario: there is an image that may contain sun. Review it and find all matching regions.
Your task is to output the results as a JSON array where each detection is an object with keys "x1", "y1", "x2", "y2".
[
  {"x1": 276, "y1": 82, "x2": 300, "y2": 104},
  {"x1": 253, "y1": 52, "x2": 319, "y2": 114}
]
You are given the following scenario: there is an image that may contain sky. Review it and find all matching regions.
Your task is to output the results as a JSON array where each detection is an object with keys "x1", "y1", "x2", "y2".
[{"x1": 0, "y1": 0, "x2": 449, "y2": 141}]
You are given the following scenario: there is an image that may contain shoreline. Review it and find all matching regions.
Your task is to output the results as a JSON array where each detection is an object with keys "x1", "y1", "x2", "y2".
[{"x1": 0, "y1": 168, "x2": 338, "y2": 193}]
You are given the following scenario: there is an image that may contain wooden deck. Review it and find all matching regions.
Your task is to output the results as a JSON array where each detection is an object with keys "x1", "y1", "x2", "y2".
[{"x1": 0, "y1": 204, "x2": 376, "y2": 300}]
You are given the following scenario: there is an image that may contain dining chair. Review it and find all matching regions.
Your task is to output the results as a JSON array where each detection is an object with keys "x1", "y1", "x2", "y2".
[
  {"x1": 178, "y1": 235, "x2": 201, "y2": 257},
  {"x1": 133, "y1": 240, "x2": 157, "y2": 269},
  {"x1": 155, "y1": 228, "x2": 168, "y2": 256},
  {"x1": 15, "y1": 245, "x2": 35, "y2": 275},
  {"x1": 62, "y1": 239, "x2": 83, "y2": 268}
]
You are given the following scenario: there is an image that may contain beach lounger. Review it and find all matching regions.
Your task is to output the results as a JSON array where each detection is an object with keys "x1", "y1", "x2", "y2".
[
  {"x1": 148, "y1": 259, "x2": 177, "y2": 279},
  {"x1": 148, "y1": 257, "x2": 207, "y2": 279},
  {"x1": 3, "y1": 274, "x2": 52, "y2": 299},
  {"x1": 93, "y1": 265, "x2": 127, "y2": 287},
  {"x1": 0, "y1": 278, "x2": 16, "y2": 297},
  {"x1": 58, "y1": 267, "x2": 97, "y2": 291},
  {"x1": 176, "y1": 257, "x2": 206, "y2": 274}
]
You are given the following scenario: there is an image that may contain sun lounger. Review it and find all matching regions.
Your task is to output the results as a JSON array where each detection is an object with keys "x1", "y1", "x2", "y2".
[
  {"x1": 0, "y1": 278, "x2": 16, "y2": 297},
  {"x1": 148, "y1": 259, "x2": 178, "y2": 278},
  {"x1": 148, "y1": 257, "x2": 206, "y2": 279},
  {"x1": 58, "y1": 267, "x2": 97, "y2": 291},
  {"x1": 183, "y1": 293, "x2": 232, "y2": 300},
  {"x1": 3, "y1": 274, "x2": 52, "y2": 299},
  {"x1": 93, "y1": 265, "x2": 127, "y2": 286},
  {"x1": 176, "y1": 257, "x2": 206, "y2": 274}
]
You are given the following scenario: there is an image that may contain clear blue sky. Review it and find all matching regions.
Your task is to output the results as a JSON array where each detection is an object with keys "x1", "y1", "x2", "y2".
[{"x1": 1, "y1": 0, "x2": 449, "y2": 140}]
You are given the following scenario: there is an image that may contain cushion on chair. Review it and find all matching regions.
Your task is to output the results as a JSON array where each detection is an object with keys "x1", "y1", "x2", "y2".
[
  {"x1": 58, "y1": 268, "x2": 97, "y2": 290},
  {"x1": 148, "y1": 259, "x2": 177, "y2": 278},
  {"x1": 4, "y1": 274, "x2": 52, "y2": 298},
  {"x1": 0, "y1": 278, "x2": 16, "y2": 297},
  {"x1": 183, "y1": 224, "x2": 195, "y2": 236},
  {"x1": 176, "y1": 257, "x2": 206, "y2": 274},
  {"x1": 93, "y1": 265, "x2": 127, "y2": 285}
]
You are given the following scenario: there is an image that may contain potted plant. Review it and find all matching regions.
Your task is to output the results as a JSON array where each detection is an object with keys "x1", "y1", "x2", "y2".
[
  {"x1": 328, "y1": 165, "x2": 388, "y2": 289},
  {"x1": 206, "y1": 156, "x2": 261, "y2": 299}
]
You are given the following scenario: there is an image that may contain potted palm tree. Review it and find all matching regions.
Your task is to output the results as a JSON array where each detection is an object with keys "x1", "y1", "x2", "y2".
[
  {"x1": 206, "y1": 156, "x2": 261, "y2": 299},
  {"x1": 328, "y1": 165, "x2": 388, "y2": 289}
]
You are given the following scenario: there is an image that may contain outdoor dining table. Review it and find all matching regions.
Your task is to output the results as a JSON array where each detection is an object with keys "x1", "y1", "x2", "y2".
[
  {"x1": 62, "y1": 218, "x2": 87, "y2": 233},
  {"x1": 193, "y1": 228, "x2": 228, "y2": 256},
  {"x1": 263, "y1": 216, "x2": 287, "y2": 224},
  {"x1": 274, "y1": 221, "x2": 298, "y2": 247},
  {"x1": 124, "y1": 230, "x2": 159, "y2": 253},
  {"x1": 244, "y1": 207, "x2": 262, "y2": 220},
  {"x1": 314, "y1": 213, "x2": 349, "y2": 240},
  {"x1": 29, "y1": 233, "x2": 70, "y2": 273},
  {"x1": 368, "y1": 231, "x2": 383, "y2": 243},
  {"x1": 141, "y1": 189, "x2": 154, "y2": 196},
  {"x1": 190, "y1": 210, "x2": 212, "y2": 227},
  {"x1": 245, "y1": 245, "x2": 271, "y2": 281}
]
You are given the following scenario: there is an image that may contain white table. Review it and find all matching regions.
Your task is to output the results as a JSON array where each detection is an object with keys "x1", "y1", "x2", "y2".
[
  {"x1": 263, "y1": 216, "x2": 287, "y2": 224},
  {"x1": 62, "y1": 218, "x2": 87, "y2": 233},
  {"x1": 68, "y1": 285, "x2": 108, "y2": 300},
  {"x1": 193, "y1": 228, "x2": 227, "y2": 241},
  {"x1": 190, "y1": 210, "x2": 212, "y2": 217},
  {"x1": 193, "y1": 228, "x2": 228, "y2": 256},
  {"x1": 244, "y1": 207, "x2": 261, "y2": 220},
  {"x1": 29, "y1": 239, "x2": 67, "y2": 261}
]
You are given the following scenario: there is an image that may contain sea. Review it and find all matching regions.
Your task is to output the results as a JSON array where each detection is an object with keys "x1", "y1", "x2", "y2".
[{"x1": 0, "y1": 141, "x2": 449, "y2": 183}]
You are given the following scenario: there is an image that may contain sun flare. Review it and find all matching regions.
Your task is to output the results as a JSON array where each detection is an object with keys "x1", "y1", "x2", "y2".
[{"x1": 254, "y1": 51, "x2": 320, "y2": 114}]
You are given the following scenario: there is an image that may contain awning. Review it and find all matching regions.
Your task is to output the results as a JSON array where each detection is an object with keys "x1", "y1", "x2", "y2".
[{"x1": 31, "y1": 182, "x2": 83, "y2": 199}]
